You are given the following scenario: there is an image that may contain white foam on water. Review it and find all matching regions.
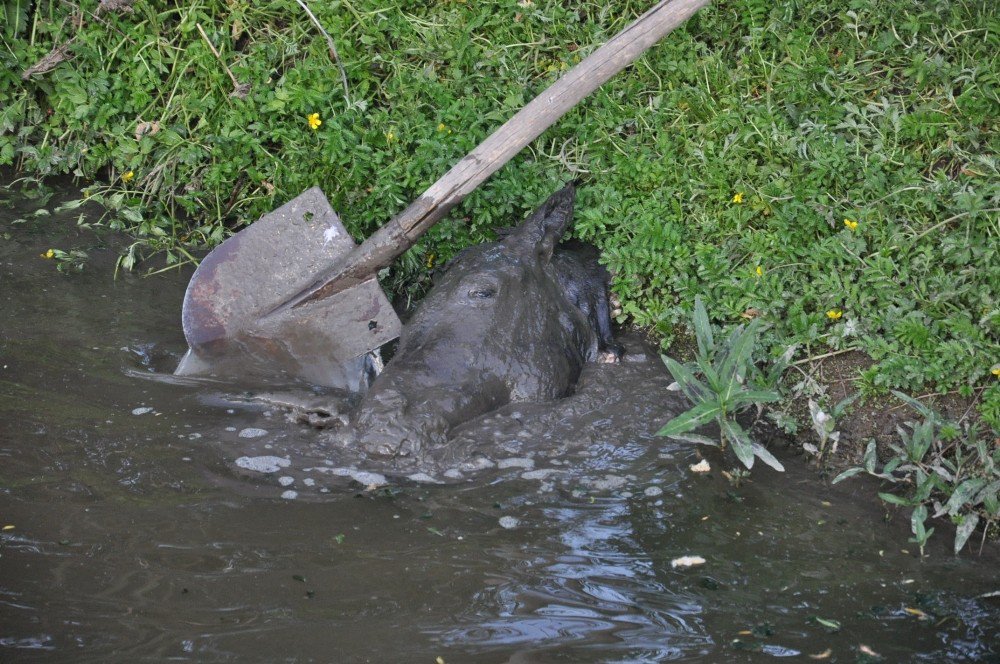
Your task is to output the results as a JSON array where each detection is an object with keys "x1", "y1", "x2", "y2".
[
  {"x1": 521, "y1": 468, "x2": 563, "y2": 480},
  {"x1": 305, "y1": 466, "x2": 387, "y2": 487},
  {"x1": 497, "y1": 457, "x2": 534, "y2": 470},
  {"x1": 407, "y1": 472, "x2": 442, "y2": 484},
  {"x1": 235, "y1": 456, "x2": 291, "y2": 473}
]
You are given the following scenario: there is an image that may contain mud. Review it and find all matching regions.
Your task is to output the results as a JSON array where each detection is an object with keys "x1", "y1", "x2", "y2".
[
  {"x1": 344, "y1": 184, "x2": 605, "y2": 459},
  {"x1": 209, "y1": 334, "x2": 680, "y2": 491}
]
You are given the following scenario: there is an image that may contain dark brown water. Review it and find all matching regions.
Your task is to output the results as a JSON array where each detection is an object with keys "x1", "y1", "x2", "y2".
[{"x1": 2, "y1": 181, "x2": 998, "y2": 663}]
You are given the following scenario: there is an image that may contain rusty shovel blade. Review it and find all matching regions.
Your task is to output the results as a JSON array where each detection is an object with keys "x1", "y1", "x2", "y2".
[{"x1": 175, "y1": 187, "x2": 401, "y2": 390}]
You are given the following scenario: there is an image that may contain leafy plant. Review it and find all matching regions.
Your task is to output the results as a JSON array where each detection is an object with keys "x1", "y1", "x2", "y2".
[
  {"x1": 834, "y1": 391, "x2": 1000, "y2": 555},
  {"x1": 47, "y1": 247, "x2": 89, "y2": 273},
  {"x1": 657, "y1": 297, "x2": 784, "y2": 472},
  {"x1": 804, "y1": 393, "x2": 859, "y2": 462}
]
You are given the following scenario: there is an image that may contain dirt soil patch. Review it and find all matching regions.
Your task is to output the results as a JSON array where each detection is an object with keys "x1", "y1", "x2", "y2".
[
  {"x1": 784, "y1": 350, "x2": 984, "y2": 469},
  {"x1": 656, "y1": 328, "x2": 986, "y2": 473}
]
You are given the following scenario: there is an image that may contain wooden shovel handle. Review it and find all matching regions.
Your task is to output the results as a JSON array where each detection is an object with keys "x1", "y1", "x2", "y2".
[{"x1": 278, "y1": 0, "x2": 709, "y2": 312}]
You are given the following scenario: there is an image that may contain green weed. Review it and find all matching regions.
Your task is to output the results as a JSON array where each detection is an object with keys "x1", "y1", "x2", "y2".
[
  {"x1": 657, "y1": 296, "x2": 784, "y2": 471},
  {"x1": 834, "y1": 392, "x2": 1000, "y2": 555},
  {"x1": 803, "y1": 393, "x2": 858, "y2": 463}
]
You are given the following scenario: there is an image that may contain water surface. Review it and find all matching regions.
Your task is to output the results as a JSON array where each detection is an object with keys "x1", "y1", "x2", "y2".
[{"x1": 2, "y1": 181, "x2": 998, "y2": 662}]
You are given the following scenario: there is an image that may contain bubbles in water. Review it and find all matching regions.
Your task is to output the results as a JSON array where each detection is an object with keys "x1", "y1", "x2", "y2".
[
  {"x1": 497, "y1": 458, "x2": 534, "y2": 470},
  {"x1": 498, "y1": 516, "x2": 520, "y2": 529},
  {"x1": 234, "y1": 456, "x2": 290, "y2": 473},
  {"x1": 521, "y1": 469, "x2": 562, "y2": 480},
  {"x1": 407, "y1": 472, "x2": 442, "y2": 484},
  {"x1": 585, "y1": 474, "x2": 627, "y2": 491}
]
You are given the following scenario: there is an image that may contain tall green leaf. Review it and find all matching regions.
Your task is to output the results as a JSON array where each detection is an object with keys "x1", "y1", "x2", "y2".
[
  {"x1": 661, "y1": 355, "x2": 710, "y2": 404},
  {"x1": 692, "y1": 296, "x2": 714, "y2": 358},
  {"x1": 728, "y1": 389, "x2": 780, "y2": 408},
  {"x1": 832, "y1": 467, "x2": 865, "y2": 483},
  {"x1": 719, "y1": 319, "x2": 760, "y2": 387},
  {"x1": 953, "y1": 513, "x2": 979, "y2": 554},
  {"x1": 698, "y1": 355, "x2": 723, "y2": 394},
  {"x1": 752, "y1": 442, "x2": 785, "y2": 472},
  {"x1": 656, "y1": 399, "x2": 723, "y2": 437},
  {"x1": 721, "y1": 418, "x2": 754, "y2": 469},
  {"x1": 937, "y1": 478, "x2": 987, "y2": 517},
  {"x1": 878, "y1": 492, "x2": 916, "y2": 507},
  {"x1": 891, "y1": 390, "x2": 935, "y2": 420}
]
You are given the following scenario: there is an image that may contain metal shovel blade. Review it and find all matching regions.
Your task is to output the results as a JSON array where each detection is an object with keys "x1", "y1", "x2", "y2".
[{"x1": 175, "y1": 187, "x2": 401, "y2": 390}]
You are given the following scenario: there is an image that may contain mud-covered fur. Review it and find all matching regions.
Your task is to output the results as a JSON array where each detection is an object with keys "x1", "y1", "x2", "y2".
[
  {"x1": 551, "y1": 240, "x2": 624, "y2": 361},
  {"x1": 342, "y1": 183, "x2": 620, "y2": 458}
]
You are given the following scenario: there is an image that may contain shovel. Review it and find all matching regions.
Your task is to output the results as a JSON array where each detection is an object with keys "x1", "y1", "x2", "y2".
[{"x1": 176, "y1": 0, "x2": 709, "y2": 389}]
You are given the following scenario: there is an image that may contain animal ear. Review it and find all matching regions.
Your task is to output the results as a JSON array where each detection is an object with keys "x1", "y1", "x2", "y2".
[{"x1": 504, "y1": 182, "x2": 576, "y2": 262}]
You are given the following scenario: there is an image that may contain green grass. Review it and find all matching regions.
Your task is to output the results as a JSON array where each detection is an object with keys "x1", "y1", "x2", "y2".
[{"x1": 2, "y1": 0, "x2": 998, "y2": 425}]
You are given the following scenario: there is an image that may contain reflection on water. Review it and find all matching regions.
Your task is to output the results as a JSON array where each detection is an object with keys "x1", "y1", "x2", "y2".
[
  {"x1": 2, "y1": 180, "x2": 998, "y2": 662},
  {"x1": 443, "y1": 498, "x2": 712, "y2": 662}
]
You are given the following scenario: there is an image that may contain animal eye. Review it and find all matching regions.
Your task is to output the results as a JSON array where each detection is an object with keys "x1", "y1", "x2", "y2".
[{"x1": 468, "y1": 286, "x2": 496, "y2": 299}]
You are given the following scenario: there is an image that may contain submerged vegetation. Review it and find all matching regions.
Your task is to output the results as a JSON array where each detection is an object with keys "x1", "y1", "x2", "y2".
[{"x1": 3, "y1": 2, "x2": 998, "y2": 539}]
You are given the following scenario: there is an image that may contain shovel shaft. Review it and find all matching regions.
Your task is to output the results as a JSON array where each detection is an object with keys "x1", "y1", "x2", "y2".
[{"x1": 279, "y1": 0, "x2": 709, "y2": 312}]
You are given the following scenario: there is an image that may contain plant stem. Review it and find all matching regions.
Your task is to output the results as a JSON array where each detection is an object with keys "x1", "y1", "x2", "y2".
[
  {"x1": 293, "y1": 0, "x2": 351, "y2": 105},
  {"x1": 790, "y1": 348, "x2": 858, "y2": 367}
]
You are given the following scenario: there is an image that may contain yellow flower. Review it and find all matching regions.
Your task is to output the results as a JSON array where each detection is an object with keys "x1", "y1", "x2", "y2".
[
  {"x1": 386, "y1": 130, "x2": 395, "y2": 142},
  {"x1": 732, "y1": 192, "x2": 744, "y2": 204},
  {"x1": 826, "y1": 309, "x2": 843, "y2": 320},
  {"x1": 122, "y1": 170, "x2": 135, "y2": 183},
  {"x1": 437, "y1": 122, "x2": 446, "y2": 132},
  {"x1": 42, "y1": 249, "x2": 55, "y2": 259},
  {"x1": 426, "y1": 252, "x2": 436, "y2": 269},
  {"x1": 992, "y1": 364, "x2": 1000, "y2": 378},
  {"x1": 844, "y1": 218, "x2": 858, "y2": 231},
  {"x1": 755, "y1": 265, "x2": 763, "y2": 277},
  {"x1": 308, "y1": 113, "x2": 322, "y2": 130}
]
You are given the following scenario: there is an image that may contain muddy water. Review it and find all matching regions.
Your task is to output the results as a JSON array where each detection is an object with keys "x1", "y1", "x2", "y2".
[{"x1": 2, "y1": 182, "x2": 998, "y2": 663}]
